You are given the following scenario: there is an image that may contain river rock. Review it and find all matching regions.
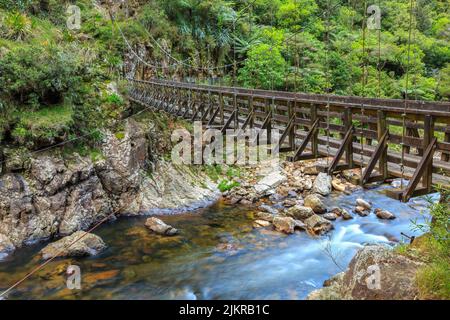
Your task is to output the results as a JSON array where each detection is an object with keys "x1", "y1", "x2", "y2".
[
  {"x1": 253, "y1": 220, "x2": 271, "y2": 228},
  {"x1": 273, "y1": 216, "x2": 306, "y2": 234},
  {"x1": 331, "y1": 179, "x2": 346, "y2": 192},
  {"x1": 304, "y1": 194, "x2": 326, "y2": 214},
  {"x1": 254, "y1": 171, "x2": 287, "y2": 195},
  {"x1": 285, "y1": 205, "x2": 315, "y2": 220},
  {"x1": 258, "y1": 204, "x2": 279, "y2": 215},
  {"x1": 302, "y1": 178, "x2": 313, "y2": 190},
  {"x1": 287, "y1": 190, "x2": 298, "y2": 198},
  {"x1": 355, "y1": 206, "x2": 370, "y2": 217},
  {"x1": 308, "y1": 245, "x2": 424, "y2": 300},
  {"x1": 356, "y1": 198, "x2": 372, "y2": 210},
  {"x1": 375, "y1": 209, "x2": 396, "y2": 220},
  {"x1": 303, "y1": 164, "x2": 319, "y2": 175},
  {"x1": 312, "y1": 173, "x2": 332, "y2": 196},
  {"x1": 282, "y1": 199, "x2": 297, "y2": 208},
  {"x1": 305, "y1": 214, "x2": 333, "y2": 235},
  {"x1": 40, "y1": 231, "x2": 106, "y2": 260},
  {"x1": 255, "y1": 211, "x2": 275, "y2": 222},
  {"x1": 145, "y1": 217, "x2": 178, "y2": 236},
  {"x1": 341, "y1": 209, "x2": 353, "y2": 220},
  {"x1": 323, "y1": 212, "x2": 337, "y2": 221}
]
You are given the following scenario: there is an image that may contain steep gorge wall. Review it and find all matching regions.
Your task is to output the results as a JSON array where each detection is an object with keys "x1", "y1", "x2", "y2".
[{"x1": 0, "y1": 118, "x2": 219, "y2": 259}]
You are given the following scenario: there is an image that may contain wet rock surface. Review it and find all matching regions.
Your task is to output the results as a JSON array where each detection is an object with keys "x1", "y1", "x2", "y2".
[
  {"x1": 305, "y1": 214, "x2": 333, "y2": 235},
  {"x1": 145, "y1": 217, "x2": 178, "y2": 236},
  {"x1": 375, "y1": 209, "x2": 396, "y2": 220},
  {"x1": 0, "y1": 119, "x2": 218, "y2": 255},
  {"x1": 273, "y1": 216, "x2": 305, "y2": 234},
  {"x1": 40, "y1": 231, "x2": 106, "y2": 260},
  {"x1": 308, "y1": 245, "x2": 424, "y2": 300}
]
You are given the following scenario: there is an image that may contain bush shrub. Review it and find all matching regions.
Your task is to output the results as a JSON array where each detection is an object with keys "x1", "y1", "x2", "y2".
[{"x1": 0, "y1": 44, "x2": 81, "y2": 108}]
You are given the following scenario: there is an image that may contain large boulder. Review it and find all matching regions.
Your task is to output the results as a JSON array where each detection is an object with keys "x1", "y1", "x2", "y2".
[
  {"x1": 304, "y1": 194, "x2": 326, "y2": 214},
  {"x1": 308, "y1": 245, "x2": 424, "y2": 300},
  {"x1": 305, "y1": 214, "x2": 333, "y2": 235},
  {"x1": 285, "y1": 205, "x2": 315, "y2": 220},
  {"x1": 273, "y1": 216, "x2": 305, "y2": 234},
  {"x1": 40, "y1": 231, "x2": 106, "y2": 260},
  {"x1": 145, "y1": 217, "x2": 178, "y2": 236},
  {"x1": 312, "y1": 173, "x2": 332, "y2": 196}
]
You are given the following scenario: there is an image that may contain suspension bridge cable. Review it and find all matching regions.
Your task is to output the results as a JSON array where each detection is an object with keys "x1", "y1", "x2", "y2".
[
  {"x1": 400, "y1": 0, "x2": 416, "y2": 189},
  {"x1": 359, "y1": 0, "x2": 368, "y2": 185},
  {"x1": 325, "y1": 0, "x2": 332, "y2": 166},
  {"x1": 377, "y1": 0, "x2": 382, "y2": 98}
]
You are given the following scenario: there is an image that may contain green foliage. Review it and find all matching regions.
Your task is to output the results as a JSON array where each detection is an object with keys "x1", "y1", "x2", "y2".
[
  {"x1": 203, "y1": 164, "x2": 223, "y2": 182},
  {"x1": 0, "y1": 44, "x2": 81, "y2": 108},
  {"x1": 105, "y1": 93, "x2": 124, "y2": 106},
  {"x1": 218, "y1": 179, "x2": 240, "y2": 192},
  {"x1": 412, "y1": 187, "x2": 449, "y2": 245},
  {"x1": 11, "y1": 104, "x2": 73, "y2": 148},
  {"x1": 437, "y1": 64, "x2": 450, "y2": 100},
  {"x1": 238, "y1": 43, "x2": 287, "y2": 89},
  {"x1": 396, "y1": 186, "x2": 450, "y2": 299},
  {"x1": 1, "y1": 11, "x2": 33, "y2": 40}
]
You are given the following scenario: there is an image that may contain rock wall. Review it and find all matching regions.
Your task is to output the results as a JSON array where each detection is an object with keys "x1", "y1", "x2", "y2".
[{"x1": 0, "y1": 119, "x2": 219, "y2": 258}]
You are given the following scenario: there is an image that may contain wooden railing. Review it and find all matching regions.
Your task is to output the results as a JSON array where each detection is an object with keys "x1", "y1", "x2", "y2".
[{"x1": 128, "y1": 78, "x2": 450, "y2": 202}]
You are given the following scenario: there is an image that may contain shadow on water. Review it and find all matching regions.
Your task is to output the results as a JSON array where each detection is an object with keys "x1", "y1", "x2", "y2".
[{"x1": 0, "y1": 185, "x2": 436, "y2": 300}]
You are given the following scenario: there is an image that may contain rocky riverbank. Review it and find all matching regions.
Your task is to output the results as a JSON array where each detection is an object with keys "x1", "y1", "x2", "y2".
[
  {"x1": 0, "y1": 118, "x2": 219, "y2": 259},
  {"x1": 219, "y1": 159, "x2": 395, "y2": 237},
  {"x1": 307, "y1": 244, "x2": 425, "y2": 300}
]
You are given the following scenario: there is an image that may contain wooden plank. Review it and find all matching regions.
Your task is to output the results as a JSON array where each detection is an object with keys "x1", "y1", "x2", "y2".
[
  {"x1": 289, "y1": 119, "x2": 320, "y2": 162},
  {"x1": 422, "y1": 115, "x2": 435, "y2": 192},
  {"x1": 327, "y1": 125, "x2": 355, "y2": 175},
  {"x1": 402, "y1": 137, "x2": 437, "y2": 202},
  {"x1": 362, "y1": 130, "x2": 389, "y2": 185},
  {"x1": 377, "y1": 110, "x2": 388, "y2": 179}
]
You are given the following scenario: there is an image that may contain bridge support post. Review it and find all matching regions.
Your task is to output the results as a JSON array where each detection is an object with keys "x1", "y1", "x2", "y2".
[
  {"x1": 422, "y1": 115, "x2": 435, "y2": 193},
  {"x1": 311, "y1": 104, "x2": 318, "y2": 158},
  {"x1": 249, "y1": 96, "x2": 255, "y2": 129},
  {"x1": 441, "y1": 132, "x2": 450, "y2": 162},
  {"x1": 377, "y1": 110, "x2": 388, "y2": 180},
  {"x1": 344, "y1": 108, "x2": 354, "y2": 169},
  {"x1": 219, "y1": 93, "x2": 224, "y2": 125},
  {"x1": 288, "y1": 101, "x2": 296, "y2": 151}
]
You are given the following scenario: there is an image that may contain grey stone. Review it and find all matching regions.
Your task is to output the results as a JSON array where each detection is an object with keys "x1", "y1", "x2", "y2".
[
  {"x1": 145, "y1": 217, "x2": 178, "y2": 236},
  {"x1": 40, "y1": 231, "x2": 106, "y2": 260},
  {"x1": 312, "y1": 173, "x2": 332, "y2": 196}
]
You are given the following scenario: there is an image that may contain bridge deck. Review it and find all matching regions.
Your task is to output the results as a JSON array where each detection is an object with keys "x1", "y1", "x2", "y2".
[{"x1": 128, "y1": 79, "x2": 450, "y2": 202}]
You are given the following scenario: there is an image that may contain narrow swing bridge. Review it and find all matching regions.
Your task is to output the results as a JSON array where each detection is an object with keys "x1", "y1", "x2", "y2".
[{"x1": 128, "y1": 78, "x2": 450, "y2": 202}]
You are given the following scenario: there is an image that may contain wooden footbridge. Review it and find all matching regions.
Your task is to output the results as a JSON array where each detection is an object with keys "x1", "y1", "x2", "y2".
[{"x1": 128, "y1": 78, "x2": 450, "y2": 202}]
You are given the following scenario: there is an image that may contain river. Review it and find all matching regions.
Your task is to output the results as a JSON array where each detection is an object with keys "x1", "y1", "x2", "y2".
[{"x1": 0, "y1": 185, "x2": 434, "y2": 300}]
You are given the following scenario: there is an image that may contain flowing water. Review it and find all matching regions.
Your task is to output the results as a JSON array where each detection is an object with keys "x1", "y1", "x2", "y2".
[{"x1": 0, "y1": 186, "x2": 435, "y2": 300}]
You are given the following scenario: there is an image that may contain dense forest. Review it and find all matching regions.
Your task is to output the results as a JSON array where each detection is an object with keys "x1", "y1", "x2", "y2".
[{"x1": 0, "y1": 0, "x2": 448, "y2": 157}]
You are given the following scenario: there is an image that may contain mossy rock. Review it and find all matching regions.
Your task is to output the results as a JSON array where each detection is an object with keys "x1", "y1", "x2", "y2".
[{"x1": 3, "y1": 147, "x2": 31, "y2": 172}]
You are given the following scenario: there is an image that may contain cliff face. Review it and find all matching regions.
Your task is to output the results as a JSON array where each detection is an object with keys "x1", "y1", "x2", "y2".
[{"x1": 0, "y1": 118, "x2": 219, "y2": 259}]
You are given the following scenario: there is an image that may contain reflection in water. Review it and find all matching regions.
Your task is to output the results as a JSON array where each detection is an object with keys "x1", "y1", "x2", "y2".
[{"x1": 0, "y1": 187, "x2": 434, "y2": 300}]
